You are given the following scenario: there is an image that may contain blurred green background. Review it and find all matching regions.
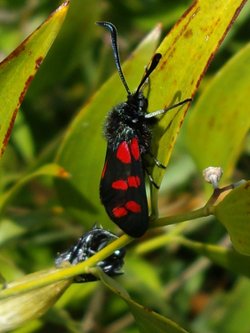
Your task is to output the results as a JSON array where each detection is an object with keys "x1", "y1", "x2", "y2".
[{"x1": 0, "y1": 1, "x2": 249, "y2": 332}]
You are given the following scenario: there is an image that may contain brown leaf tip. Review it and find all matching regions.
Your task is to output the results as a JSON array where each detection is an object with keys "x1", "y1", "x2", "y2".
[
  {"x1": 35, "y1": 56, "x2": 44, "y2": 70},
  {"x1": 57, "y1": 167, "x2": 71, "y2": 179},
  {"x1": 57, "y1": 0, "x2": 70, "y2": 11}
]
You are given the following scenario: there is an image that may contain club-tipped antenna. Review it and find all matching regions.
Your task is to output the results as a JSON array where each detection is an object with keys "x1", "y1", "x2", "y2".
[
  {"x1": 96, "y1": 21, "x2": 131, "y2": 96},
  {"x1": 135, "y1": 53, "x2": 162, "y2": 94}
]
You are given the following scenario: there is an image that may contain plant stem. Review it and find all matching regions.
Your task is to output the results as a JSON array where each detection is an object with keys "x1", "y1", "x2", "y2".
[
  {"x1": 0, "y1": 234, "x2": 131, "y2": 300},
  {"x1": 150, "y1": 184, "x2": 159, "y2": 218},
  {"x1": 153, "y1": 204, "x2": 212, "y2": 228},
  {"x1": 0, "y1": 182, "x2": 238, "y2": 299},
  {"x1": 152, "y1": 182, "x2": 238, "y2": 229}
]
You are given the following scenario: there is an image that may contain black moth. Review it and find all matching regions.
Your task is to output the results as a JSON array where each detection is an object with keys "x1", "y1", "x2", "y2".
[
  {"x1": 97, "y1": 21, "x2": 191, "y2": 238},
  {"x1": 55, "y1": 225, "x2": 125, "y2": 283}
]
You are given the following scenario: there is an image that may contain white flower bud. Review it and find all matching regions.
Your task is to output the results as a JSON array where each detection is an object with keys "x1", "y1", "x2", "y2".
[{"x1": 203, "y1": 167, "x2": 223, "y2": 188}]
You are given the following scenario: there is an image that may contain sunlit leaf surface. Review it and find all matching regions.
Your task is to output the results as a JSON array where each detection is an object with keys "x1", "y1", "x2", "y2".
[{"x1": 0, "y1": 1, "x2": 69, "y2": 157}]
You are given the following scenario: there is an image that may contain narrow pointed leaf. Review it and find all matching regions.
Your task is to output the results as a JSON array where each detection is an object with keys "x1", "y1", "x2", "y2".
[
  {"x1": 29, "y1": 0, "x2": 100, "y2": 97},
  {"x1": 0, "y1": 272, "x2": 70, "y2": 331},
  {"x1": 0, "y1": 1, "x2": 70, "y2": 157},
  {"x1": 149, "y1": 0, "x2": 247, "y2": 185},
  {"x1": 97, "y1": 269, "x2": 189, "y2": 333}
]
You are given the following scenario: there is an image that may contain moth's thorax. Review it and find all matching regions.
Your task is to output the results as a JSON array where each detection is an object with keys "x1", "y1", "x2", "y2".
[
  {"x1": 126, "y1": 91, "x2": 148, "y2": 118},
  {"x1": 104, "y1": 91, "x2": 151, "y2": 153}
]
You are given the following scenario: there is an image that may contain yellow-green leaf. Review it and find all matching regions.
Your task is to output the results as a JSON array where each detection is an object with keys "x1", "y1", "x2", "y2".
[
  {"x1": 186, "y1": 44, "x2": 250, "y2": 180},
  {"x1": 150, "y1": 0, "x2": 247, "y2": 185},
  {"x1": 97, "y1": 269, "x2": 189, "y2": 333},
  {"x1": 214, "y1": 181, "x2": 250, "y2": 255},
  {"x1": 29, "y1": 0, "x2": 100, "y2": 97},
  {"x1": 0, "y1": 271, "x2": 70, "y2": 331},
  {"x1": 0, "y1": 1, "x2": 69, "y2": 157}
]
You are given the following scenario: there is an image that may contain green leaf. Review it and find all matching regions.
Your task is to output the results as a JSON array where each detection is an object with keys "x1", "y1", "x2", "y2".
[
  {"x1": 97, "y1": 269, "x2": 189, "y2": 333},
  {"x1": 56, "y1": 25, "x2": 162, "y2": 227},
  {"x1": 149, "y1": 0, "x2": 247, "y2": 185},
  {"x1": 28, "y1": 0, "x2": 101, "y2": 97},
  {"x1": 0, "y1": 218, "x2": 26, "y2": 245},
  {"x1": 11, "y1": 111, "x2": 35, "y2": 163},
  {"x1": 186, "y1": 44, "x2": 250, "y2": 180},
  {"x1": 214, "y1": 181, "x2": 250, "y2": 255},
  {"x1": 0, "y1": 1, "x2": 70, "y2": 157},
  {"x1": 177, "y1": 236, "x2": 250, "y2": 278},
  {"x1": 0, "y1": 163, "x2": 70, "y2": 212},
  {"x1": 214, "y1": 278, "x2": 250, "y2": 333},
  {"x1": 0, "y1": 272, "x2": 70, "y2": 331}
]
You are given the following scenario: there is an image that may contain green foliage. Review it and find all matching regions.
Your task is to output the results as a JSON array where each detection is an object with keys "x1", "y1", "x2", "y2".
[
  {"x1": 0, "y1": 0, "x2": 249, "y2": 332},
  {"x1": 0, "y1": 1, "x2": 69, "y2": 157},
  {"x1": 215, "y1": 181, "x2": 250, "y2": 255},
  {"x1": 186, "y1": 44, "x2": 250, "y2": 181},
  {"x1": 97, "y1": 269, "x2": 189, "y2": 333}
]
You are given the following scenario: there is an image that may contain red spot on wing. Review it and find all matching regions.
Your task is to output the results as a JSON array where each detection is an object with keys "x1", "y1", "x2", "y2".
[
  {"x1": 112, "y1": 200, "x2": 141, "y2": 218},
  {"x1": 112, "y1": 180, "x2": 128, "y2": 190},
  {"x1": 112, "y1": 206, "x2": 128, "y2": 218},
  {"x1": 117, "y1": 142, "x2": 131, "y2": 163},
  {"x1": 130, "y1": 138, "x2": 140, "y2": 160},
  {"x1": 112, "y1": 176, "x2": 140, "y2": 191},
  {"x1": 125, "y1": 201, "x2": 141, "y2": 213},
  {"x1": 127, "y1": 176, "x2": 140, "y2": 188}
]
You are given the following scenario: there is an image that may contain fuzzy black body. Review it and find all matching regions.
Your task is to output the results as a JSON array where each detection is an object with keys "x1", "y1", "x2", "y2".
[
  {"x1": 55, "y1": 226, "x2": 126, "y2": 282},
  {"x1": 100, "y1": 91, "x2": 157, "y2": 238},
  {"x1": 97, "y1": 21, "x2": 162, "y2": 238},
  {"x1": 104, "y1": 92, "x2": 153, "y2": 153}
]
